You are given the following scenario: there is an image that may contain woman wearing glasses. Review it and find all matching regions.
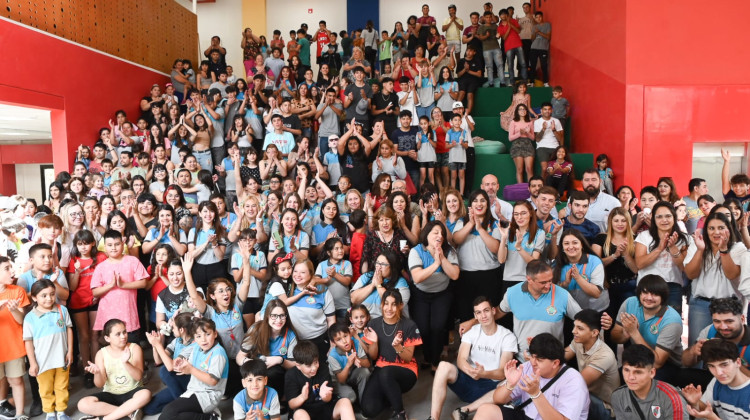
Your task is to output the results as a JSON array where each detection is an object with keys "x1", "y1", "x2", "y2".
[
  {"x1": 634, "y1": 201, "x2": 692, "y2": 315},
  {"x1": 351, "y1": 249, "x2": 410, "y2": 318},
  {"x1": 236, "y1": 299, "x2": 297, "y2": 401}
]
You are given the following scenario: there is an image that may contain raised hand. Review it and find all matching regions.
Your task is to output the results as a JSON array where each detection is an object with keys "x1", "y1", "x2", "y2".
[
  {"x1": 681, "y1": 384, "x2": 703, "y2": 405},
  {"x1": 363, "y1": 327, "x2": 378, "y2": 343},
  {"x1": 84, "y1": 361, "x2": 100, "y2": 375},
  {"x1": 503, "y1": 359, "x2": 523, "y2": 387}
]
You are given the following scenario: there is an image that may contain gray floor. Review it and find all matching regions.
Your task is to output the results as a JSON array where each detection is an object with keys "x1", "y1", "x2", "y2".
[{"x1": 16, "y1": 344, "x2": 463, "y2": 420}]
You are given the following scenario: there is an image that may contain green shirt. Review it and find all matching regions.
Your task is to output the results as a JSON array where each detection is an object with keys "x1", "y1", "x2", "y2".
[{"x1": 298, "y1": 37, "x2": 311, "y2": 66}]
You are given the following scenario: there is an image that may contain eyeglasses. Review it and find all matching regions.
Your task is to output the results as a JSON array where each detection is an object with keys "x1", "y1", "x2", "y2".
[
  {"x1": 270, "y1": 180, "x2": 280, "y2": 184},
  {"x1": 69, "y1": 212, "x2": 84, "y2": 218},
  {"x1": 269, "y1": 314, "x2": 287, "y2": 320},
  {"x1": 513, "y1": 212, "x2": 529, "y2": 217},
  {"x1": 654, "y1": 214, "x2": 673, "y2": 220},
  {"x1": 375, "y1": 261, "x2": 390, "y2": 267}
]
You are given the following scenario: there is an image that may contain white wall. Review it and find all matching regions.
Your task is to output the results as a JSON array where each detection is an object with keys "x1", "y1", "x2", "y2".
[
  {"x1": 266, "y1": 0, "x2": 348, "y2": 59},
  {"x1": 15, "y1": 164, "x2": 45, "y2": 202},
  {"x1": 379, "y1": 0, "x2": 530, "y2": 37},
  {"x1": 195, "y1": 0, "x2": 244, "y2": 78}
]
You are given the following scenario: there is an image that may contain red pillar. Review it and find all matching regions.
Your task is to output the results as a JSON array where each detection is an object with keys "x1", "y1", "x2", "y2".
[{"x1": 0, "y1": 165, "x2": 17, "y2": 195}]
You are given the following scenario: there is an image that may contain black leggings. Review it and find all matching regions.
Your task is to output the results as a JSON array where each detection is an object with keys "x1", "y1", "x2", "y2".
[
  {"x1": 410, "y1": 287, "x2": 452, "y2": 367},
  {"x1": 360, "y1": 366, "x2": 417, "y2": 418},
  {"x1": 159, "y1": 395, "x2": 211, "y2": 420},
  {"x1": 190, "y1": 260, "x2": 229, "y2": 291}
]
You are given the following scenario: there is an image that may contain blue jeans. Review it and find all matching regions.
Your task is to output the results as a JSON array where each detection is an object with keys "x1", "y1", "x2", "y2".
[
  {"x1": 482, "y1": 49, "x2": 505, "y2": 85},
  {"x1": 667, "y1": 282, "x2": 684, "y2": 317},
  {"x1": 505, "y1": 47, "x2": 528, "y2": 85},
  {"x1": 144, "y1": 365, "x2": 191, "y2": 415},
  {"x1": 407, "y1": 167, "x2": 420, "y2": 189},
  {"x1": 416, "y1": 104, "x2": 435, "y2": 120},
  {"x1": 688, "y1": 296, "x2": 713, "y2": 346},
  {"x1": 588, "y1": 394, "x2": 614, "y2": 420},
  {"x1": 192, "y1": 150, "x2": 212, "y2": 173},
  {"x1": 318, "y1": 136, "x2": 330, "y2": 159}
]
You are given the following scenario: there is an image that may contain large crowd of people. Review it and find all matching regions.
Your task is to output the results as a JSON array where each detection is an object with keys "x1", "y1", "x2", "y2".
[{"x1": 0, "y1": 2, "x2": 749, "y2": 420}]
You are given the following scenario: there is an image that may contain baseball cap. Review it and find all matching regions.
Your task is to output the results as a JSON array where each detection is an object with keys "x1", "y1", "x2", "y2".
[{"x1": 452, "y1": 101, "x2": 465, "y2": 110}]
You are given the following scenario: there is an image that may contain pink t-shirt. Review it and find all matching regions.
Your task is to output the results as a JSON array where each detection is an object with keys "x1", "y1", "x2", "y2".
[{"x1": 91, "y1": 256, "x2": 149, "y2": 332}]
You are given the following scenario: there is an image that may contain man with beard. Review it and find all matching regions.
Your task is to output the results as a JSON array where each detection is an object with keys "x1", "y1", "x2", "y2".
[
  {"x1": 683, "y1": 298, "x2": 750, "y2": 375},
  {"x1": 563, "y1": 191, "x2": 601, "y2": 244},
  {"x1": 579, "y1": 168, "x2": 621, "y2": 231}
]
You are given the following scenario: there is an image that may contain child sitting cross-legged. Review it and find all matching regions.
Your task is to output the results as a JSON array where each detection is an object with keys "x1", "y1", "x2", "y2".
[{"x1": 285, "y1": 340, "x2": 355, "y2": 420}]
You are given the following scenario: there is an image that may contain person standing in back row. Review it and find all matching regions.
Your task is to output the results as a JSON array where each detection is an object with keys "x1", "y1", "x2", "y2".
[
  {"x1": 442, "y1": 4, "x2": 464, "y2": 63},
  {"x1": 416, "y1": 4, "x2": 435, "y2": 49},
  {"x1": 529, "y1": 12, "x2": 551, "y2": 86},
  {"x1": 533, "y1": 102, "x2": 563, "y2": 166}
]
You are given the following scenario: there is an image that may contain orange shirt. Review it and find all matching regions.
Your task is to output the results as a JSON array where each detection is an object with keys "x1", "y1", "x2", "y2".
[{"x1": 0, "y1": 284, "x2": 31, "y2": 363}]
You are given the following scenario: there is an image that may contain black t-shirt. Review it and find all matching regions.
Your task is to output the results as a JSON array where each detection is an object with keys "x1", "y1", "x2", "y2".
[
  {"x1": 367, "y1": 317, "x2": 422, "y2": 367},
  {"x1": 338, "y1": 150, "x2": 370, "y2": 193},
  {"x1": 390, "y1": 127, "x2": 420, "y2": 171},
  {"x1": 141, "y1": 97, "x2": 166, "y2": 120},
  {"x1": 157, "y1": 287, "x2": 190, "y2": 318},
  {"x1": 344, "y1": 83, "x2": 373, "y2": 124},
  {"x1": 372, "y1": 92, "x2": 399, "y2": 134},
  {"x1": 457, "y1": 57, "x2": 483, "y2": 81},
  {"x1": 284, "y1": 366, "x2": 333, "y2": 412},
  {"x1": 282, "y1": 114, "x2": 302, "y2": 139},
  {"x1": 591, "y1": 233, "x2": 637, "y2": 285}
]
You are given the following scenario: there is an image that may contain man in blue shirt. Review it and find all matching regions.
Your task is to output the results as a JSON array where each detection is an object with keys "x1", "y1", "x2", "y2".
[{"x1": 563, "y1": 190, "x2": 601, "y2": 244}]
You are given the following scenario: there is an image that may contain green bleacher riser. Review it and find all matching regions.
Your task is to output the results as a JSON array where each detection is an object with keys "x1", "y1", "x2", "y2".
[
  {"x1": 473, "y1": 86, "x2": 553, "y2": 117},
  {"x1": 472, "y1": 153, "x2": 594, "y2": 196},
  {"x1": 472, "y1": 86, "x2": 571, "y2": 151}
]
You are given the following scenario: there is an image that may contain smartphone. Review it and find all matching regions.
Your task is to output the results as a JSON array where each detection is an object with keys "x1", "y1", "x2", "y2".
[
  {"x1": 499, "y1": 220, "x2": 510, "y2": 228},
  {"x1": 272, "y1": 230, "x2": 283, "y2": 246}
]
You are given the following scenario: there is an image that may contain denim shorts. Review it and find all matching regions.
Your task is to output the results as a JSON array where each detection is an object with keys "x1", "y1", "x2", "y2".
[
  {"x1": 436, "y1": 152, "x2": 450, "y2": 168},
  {"x1": 448, "y1": 369, "x2": 498, "y2": 402},
  {"x1": 450, "y1": 162, "x2": 466, "y2": 171}
]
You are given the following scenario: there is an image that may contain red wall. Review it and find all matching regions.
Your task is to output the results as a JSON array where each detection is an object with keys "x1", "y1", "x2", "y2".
[
  {"x1": 539, "y1": 0, "x2": 750, "y2": 196},
  {"x1": 0, "y1": 18, "x2": 169, "y2": 194},
  {"x1": 536, "y1": 0, "x2": 627, "y2": 185}
]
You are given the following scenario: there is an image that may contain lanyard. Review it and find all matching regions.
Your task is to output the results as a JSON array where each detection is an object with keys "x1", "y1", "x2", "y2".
[
  {"x1": 252, "y1": 389, "x2": 268, "y2": 415},
  {"x1": 741, "y1": 345, "x2": 748, "y2": 365},
  {"x1": 545, "y1": 286, "x2": 557, "y2": 316},
  {"x1": 648, "y1": 310, "x2": 666, "y2": 335}
]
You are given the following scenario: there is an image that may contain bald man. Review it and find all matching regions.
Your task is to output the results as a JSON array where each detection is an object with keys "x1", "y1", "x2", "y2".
[{"x1": 481, "y1": 174, "x2": 513, "y2": 222}]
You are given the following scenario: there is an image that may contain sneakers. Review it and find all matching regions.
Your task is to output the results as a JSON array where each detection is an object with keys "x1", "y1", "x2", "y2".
[
  {"x1": 451, "y1": 407, "x2": 470, "y2": 420},
  {"x1": 0, "y1": 401, "x2": 15, "y2": 420},
  {"x1": 209, "y1": 409, "x2": 221, "y2": 420},
  {"x1": 494, "y1": 79, "x2": 506, "y2": 88},
  {"x1": 15, "y1": 416, "x2": 29, "y2": 420},
  {"x1": 543, "y1": 82, "x2": 550, "y2": 87},
  {"x1": 128, "y1": 409, "x2": 143, "y2": 420},
  {"x1": 56, "y1": 413, "x2": 72, "y2": 420},
  {"x1": 390, "y1": 410, "x2": 407, "y2": 420},
  {"x1": 29, "y1": 400, "x2": 42, "y2": 418}
]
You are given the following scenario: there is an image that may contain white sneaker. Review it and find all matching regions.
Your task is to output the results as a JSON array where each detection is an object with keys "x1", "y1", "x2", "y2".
[{"x1": 544, "y1": 83, "x2": 550, "y2": 87}]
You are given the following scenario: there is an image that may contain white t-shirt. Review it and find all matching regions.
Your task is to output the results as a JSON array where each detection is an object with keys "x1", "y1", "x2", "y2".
[
  {"x1": 684, "y1": 241, "x2": 746, "y2": 299},
  {"x1": 461, "y1": 324, "x2": 518, "y2": 374},
  {"x1": 533, "y1": 117, "x2": 563, "y2": 149},
  {"x1": 635, "y1": 230, "x2": 692, "y2": 285}
]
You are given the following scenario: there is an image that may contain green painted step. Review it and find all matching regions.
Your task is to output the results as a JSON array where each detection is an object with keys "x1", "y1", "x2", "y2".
[
  {"x1": 472, "y1": 153, "x2": 594, "y2": 195},
  {"x1": 472, "y1": 86, "x2": 554, "y2": 117}
]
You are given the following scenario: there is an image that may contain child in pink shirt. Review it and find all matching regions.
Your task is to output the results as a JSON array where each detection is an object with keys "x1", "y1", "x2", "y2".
[{"x1": 91, "y1": 230, "x2": 149, "y2": 335}]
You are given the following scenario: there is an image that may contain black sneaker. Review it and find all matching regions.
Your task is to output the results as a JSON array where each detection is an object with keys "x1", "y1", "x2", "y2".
[
  {"x1": 29, "y1": 399, "x2": 43, "y2": 418},
  {"x1": 390, "y1": 410, "x2": 407, "y2": 420},
  {"x1": 0, "y1": 401, "x2": 15, "y2": 420},
  {"x1": 451, "y1": 407, "x2": 469, "y2": 420}
]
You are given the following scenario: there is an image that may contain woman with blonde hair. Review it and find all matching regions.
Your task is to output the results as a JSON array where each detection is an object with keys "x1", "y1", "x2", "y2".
[{"x1": 591, "y1": 207, "x2": 639, "y2": 321}]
